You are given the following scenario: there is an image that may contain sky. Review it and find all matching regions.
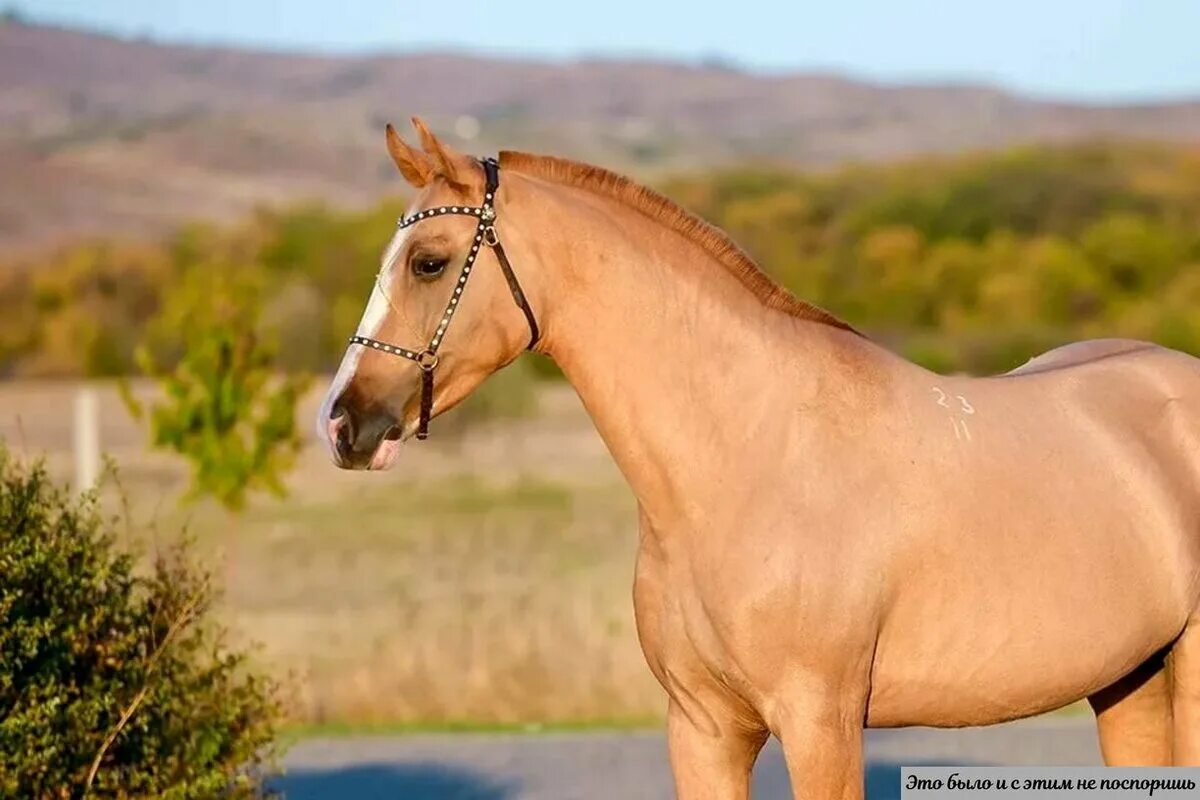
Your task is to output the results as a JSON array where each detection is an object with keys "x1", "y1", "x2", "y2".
[{"x1": 15, "y1": 0, "x2": 1200, "y2": 102}]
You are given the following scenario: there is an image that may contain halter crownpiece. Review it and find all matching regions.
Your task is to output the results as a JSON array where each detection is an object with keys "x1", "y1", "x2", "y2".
[{"x1": 347, "y1": 157, "x2": 540, "y2": 440}]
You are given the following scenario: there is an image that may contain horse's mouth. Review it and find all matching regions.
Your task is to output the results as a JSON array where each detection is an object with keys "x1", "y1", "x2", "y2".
[
  {"x1": 366, "y1": 425, "x2": 404, "y2": 470},
  {"x1": 367, "y1": 437, "x2": 402, "y2": 470}
]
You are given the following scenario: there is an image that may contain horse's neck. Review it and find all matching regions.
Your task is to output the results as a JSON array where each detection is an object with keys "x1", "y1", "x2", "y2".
[{"x1": 526, "y1": 185, "x2": 879, "y2": 531}]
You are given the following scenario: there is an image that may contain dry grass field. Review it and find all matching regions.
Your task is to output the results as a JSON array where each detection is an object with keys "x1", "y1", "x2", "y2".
[{"x1": 0, "y1": 379, "x2": 664, "y2": 728}]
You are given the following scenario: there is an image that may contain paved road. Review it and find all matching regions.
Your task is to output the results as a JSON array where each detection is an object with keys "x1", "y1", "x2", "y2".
[{"x1": 274, "y1": 717, "x2": 1100, "y2": 799}]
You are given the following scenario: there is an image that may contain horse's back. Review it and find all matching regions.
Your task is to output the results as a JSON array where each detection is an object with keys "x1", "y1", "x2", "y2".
[
  {"x1": 1001, "y1": 339, "x2": 1200, "y2": 440},
  {"x1": 1006, "y1": 338, "x2": 1166, "y2": 377},
  {"x1": 997, "y1": 337, "x2": 1200, "y2": 514}
]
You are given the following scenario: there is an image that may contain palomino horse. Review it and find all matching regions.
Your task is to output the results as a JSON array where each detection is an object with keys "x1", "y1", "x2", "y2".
[{"x1": 320, "y1": 118, "x2": 1200, "y2": 798}]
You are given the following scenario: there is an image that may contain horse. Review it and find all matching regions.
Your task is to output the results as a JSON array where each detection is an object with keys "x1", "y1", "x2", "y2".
[{"x1": 319, "y1": 118, "x2": 1200, "y2": 798}]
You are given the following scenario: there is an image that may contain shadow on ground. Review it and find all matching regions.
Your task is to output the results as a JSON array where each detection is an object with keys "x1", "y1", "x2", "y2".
[
  {"x1": 271, "y1": 755, "x2": 968, "y2": 799},
  {"x1": 271, "y1": 761, "x2": 518, "y2": 800},
  {"x1": 865, "y1": 762, "x2": 953, "y2": 800},
  {"x1": 753, "y1": 755, "x2": 967, "y2": 800}
]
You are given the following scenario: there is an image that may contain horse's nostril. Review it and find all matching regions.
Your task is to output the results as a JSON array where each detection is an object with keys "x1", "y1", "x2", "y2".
[
  {"x1": 327, "y1": 400, "x2": 354, "y2": 455},
  {"x1": 383, "y1": 424, "x2": 402, "y2": 441}
]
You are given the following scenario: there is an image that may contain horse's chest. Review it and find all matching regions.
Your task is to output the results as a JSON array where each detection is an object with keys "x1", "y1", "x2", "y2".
[
  {"x1": 631, "y1": 539, "x2": 764, "y2": 709},
  {"x1": 632, "y1": 550, "x2": 707, "y2": 679}
]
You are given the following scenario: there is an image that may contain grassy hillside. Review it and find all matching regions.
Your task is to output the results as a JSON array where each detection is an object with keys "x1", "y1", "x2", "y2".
[{"x1": 3, "y1": 19, "x2": 1200, "y2": 251}]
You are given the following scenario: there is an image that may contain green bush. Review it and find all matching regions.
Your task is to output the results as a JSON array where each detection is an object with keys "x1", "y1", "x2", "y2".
[{"x1": 0, "y1": 452, "x2": 282, "y2": 798}]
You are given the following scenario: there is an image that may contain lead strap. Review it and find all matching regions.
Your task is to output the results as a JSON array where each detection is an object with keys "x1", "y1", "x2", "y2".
[{"x1": 417, "y1": 367, "x2": 434, "y2": 440}]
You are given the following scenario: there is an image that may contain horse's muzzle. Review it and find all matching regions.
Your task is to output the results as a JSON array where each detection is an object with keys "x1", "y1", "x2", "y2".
[{"x1": 326, "y1": 394, "x2": 403, "y2": 470}]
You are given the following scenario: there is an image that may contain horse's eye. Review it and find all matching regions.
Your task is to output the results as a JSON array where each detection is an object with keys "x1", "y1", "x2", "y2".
[{"x1": 411, "y1": 255, "x2": 449, "y2": 278}]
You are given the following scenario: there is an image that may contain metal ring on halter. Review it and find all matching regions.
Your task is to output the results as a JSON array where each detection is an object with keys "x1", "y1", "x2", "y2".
[
  {"x1": 482, "y1": 226, "x2": 500, "y2": 246},
  {"x1": 416, "y1": 349, "x2": 439, "y2": 371}
]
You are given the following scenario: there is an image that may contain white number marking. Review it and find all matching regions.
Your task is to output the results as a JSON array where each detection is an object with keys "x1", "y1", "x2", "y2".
[{"x1": 933, "y1": 387, "x2": 976, "y2": 443}]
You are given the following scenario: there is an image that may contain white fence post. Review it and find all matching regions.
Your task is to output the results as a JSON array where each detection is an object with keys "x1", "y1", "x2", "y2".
[{"x1": 74, "y1": 386, "x2": 100, "y2": 495}]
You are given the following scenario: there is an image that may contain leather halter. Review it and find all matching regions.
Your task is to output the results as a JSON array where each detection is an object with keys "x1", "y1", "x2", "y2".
[{"x1": 347, "y1": 158, "x2": 539, "y2": 440}]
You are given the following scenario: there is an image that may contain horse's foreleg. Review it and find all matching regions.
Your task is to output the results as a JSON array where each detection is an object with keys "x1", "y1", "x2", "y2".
[
  {"x1": 667, "y1": 698, "x2": 768, "y2": 800},
  {"x1": 1173, "y1": 616, "x2": 1200, "y2": 764},
  {"x1": 1088, "y1": 650, "x2": 1174, "y2": 765},
  {"x1": 773, "y1": 694, "x2": 865, "y2": 800}
]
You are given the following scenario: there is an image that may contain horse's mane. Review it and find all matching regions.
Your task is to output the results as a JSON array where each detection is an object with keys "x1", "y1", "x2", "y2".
[{"x1": 498, "y1": 150, "x2": 860, "y2": 336}]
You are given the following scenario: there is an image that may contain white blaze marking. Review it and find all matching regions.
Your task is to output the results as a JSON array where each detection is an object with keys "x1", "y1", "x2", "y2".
[
  {"x1": 317, "y1": 213, "x2": 416, "y2": 439},
  {"x1": 358, "y1": 225, "x2": 411, "y2": 338}
]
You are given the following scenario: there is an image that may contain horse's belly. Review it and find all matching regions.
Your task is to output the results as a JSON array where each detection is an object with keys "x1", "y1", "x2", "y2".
[
  {"x1": 865, "y1": 526, "x2": 1193, "y2": 728},
  {"x1": 867, "y1": 599, "x2": 1185, "y2": 728}
]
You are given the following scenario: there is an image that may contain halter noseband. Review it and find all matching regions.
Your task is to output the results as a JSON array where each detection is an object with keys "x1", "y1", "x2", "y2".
[{"x1": 347, "y1": 157, "x2": 539, "y2": 440}]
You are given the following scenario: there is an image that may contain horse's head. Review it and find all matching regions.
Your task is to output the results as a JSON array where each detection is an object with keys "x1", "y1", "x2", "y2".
[{"x1": 319, "y1": 118, "x2": 544, "y2": 469}]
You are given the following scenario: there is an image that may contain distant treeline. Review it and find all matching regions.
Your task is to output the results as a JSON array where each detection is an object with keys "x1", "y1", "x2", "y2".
[{"x1": 10, "y1": 141, "x2": 1200, "y2": 377}]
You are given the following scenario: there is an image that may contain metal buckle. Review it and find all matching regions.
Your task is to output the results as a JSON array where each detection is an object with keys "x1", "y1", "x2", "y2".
[
  {"x1": 482, "y1": 226, "x2": 500, "y2": 246},
  {"x1": 416, "y1": 349, "x2": 439, "y2": 371}
]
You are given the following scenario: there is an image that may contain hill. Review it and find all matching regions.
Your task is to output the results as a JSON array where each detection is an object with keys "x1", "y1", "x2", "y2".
[{"x1": 2, "y1": 18, "x2": 1199, "y2": 252}]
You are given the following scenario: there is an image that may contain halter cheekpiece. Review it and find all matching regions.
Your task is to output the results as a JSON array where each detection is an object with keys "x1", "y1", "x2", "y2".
[{"x1": 347, "y1": 158, "x2": 539, "y2": 440}]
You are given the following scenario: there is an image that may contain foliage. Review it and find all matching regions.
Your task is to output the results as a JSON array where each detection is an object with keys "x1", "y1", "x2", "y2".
[
  {"x1": 125, "y1": 255, "x2": 309, "y2": 511},
  {"x1": 5, "y1": 141, "x2": 1200, "y2": 376},
  {"x1": 664, "y1": 142, "x2": 1200, "y2": 371},
  {"x1": 0, "y1": 451, "x2": 282, "y2": 797}
]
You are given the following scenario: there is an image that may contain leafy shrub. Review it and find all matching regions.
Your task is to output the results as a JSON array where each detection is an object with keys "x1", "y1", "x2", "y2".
[
  {"x1": 0, "y1": 452, "x2": 282, "y2": 798},
  {"x1": 126, "y1": 263, "x2": 308, "y2": 511}
]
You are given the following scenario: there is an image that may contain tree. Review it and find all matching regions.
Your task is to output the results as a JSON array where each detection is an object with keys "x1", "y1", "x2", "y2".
[{"x1": 125, "y1": 259, "x2": 309, "y2": 510}]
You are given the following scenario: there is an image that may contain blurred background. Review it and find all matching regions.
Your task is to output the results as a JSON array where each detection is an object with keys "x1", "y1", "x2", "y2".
[{"x1": 2, "y1": 0, "x2": 1199, "y2": 733}]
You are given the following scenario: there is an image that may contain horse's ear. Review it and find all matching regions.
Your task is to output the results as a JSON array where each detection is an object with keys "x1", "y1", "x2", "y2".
[
  {"x1": 385, "y1": 123, "x2": 434, "y2": 187},
  {"x1": 411, "y1": 116, "x2": 472, "y2": 190}
]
